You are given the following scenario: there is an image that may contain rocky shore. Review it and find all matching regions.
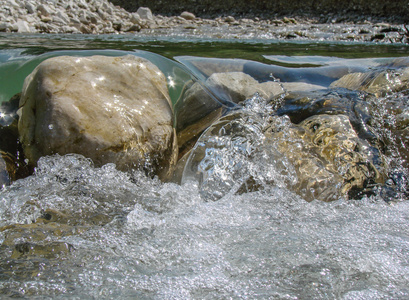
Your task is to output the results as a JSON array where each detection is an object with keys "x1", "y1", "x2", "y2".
[
  {"x1": 110, "y1": 0, "x2": 409, "y2": 24},
  {"x1": 1, "y1": 0, "x2": 409, "y2": 43}
]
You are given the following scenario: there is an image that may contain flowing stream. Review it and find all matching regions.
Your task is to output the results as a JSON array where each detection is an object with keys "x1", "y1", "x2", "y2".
[{"x1": 0, "y1": 33, "x2": 409, "y2": 299}]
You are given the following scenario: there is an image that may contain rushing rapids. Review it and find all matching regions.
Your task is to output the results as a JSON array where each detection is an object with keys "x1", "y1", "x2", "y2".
[{"x1": 0, "y1": 35, "x2": 409, "y2": 298}]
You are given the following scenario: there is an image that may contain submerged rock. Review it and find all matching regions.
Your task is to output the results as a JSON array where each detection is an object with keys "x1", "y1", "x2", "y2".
[
  {"x1": 0, "y1": 150, "x2": 26, "y2": 188},
  {"x1": 277, "y1": 88, "x2": 380, "y2": 145},
  {"x1": 0, "y1": 93, "x2": 31, "y2": 186},
  {"x1": 0, "y1": 92, "x2": 20, "y2": 127},
  {"x1": 265, "y1": 114, "x2": 384, "y2": 201},
  {"x1": 175, "y1": 72, "x2": 284, "y2": 153},
  {"x1": 18, "y1": 55, "x2": 177, "y2": 179},
  {"x1": 330, "y1": 67, "x2": 409, "y2": 96},
  {"x1": 0, "y1": 154, "x2": 10, "y2": 188},
  {"x1": 206, "y1": 72, "x2": 284, "y2": 104},
  {"x1": 175, "y1": 80, "x2": 223, "y2": 149},
  {"x1": 182, "y1": 95, "x2": 385, "y2": 202}
]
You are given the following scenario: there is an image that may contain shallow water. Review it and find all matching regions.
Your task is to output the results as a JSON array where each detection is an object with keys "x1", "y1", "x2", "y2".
[{"x1": 0, "y1": 34, "x2": 409, "y2": 299}]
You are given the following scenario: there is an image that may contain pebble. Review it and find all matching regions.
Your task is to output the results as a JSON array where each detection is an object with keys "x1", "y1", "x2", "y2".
[
  {"x1": 181, "y1": 11, "x2": 195, "y2": 20},
  {"x1": 0, "y1": 0, "x2": 147, "y2": 33}
]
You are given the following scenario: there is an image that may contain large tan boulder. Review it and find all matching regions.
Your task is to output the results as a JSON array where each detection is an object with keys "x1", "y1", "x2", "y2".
[{"x1": 18, "y1": 55, "x2": 177, "y2": 178}]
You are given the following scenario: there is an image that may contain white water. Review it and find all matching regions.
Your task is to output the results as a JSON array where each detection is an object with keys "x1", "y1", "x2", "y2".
[{"x1": 0, "y1": 153, "x2": 408, "y2": 298}]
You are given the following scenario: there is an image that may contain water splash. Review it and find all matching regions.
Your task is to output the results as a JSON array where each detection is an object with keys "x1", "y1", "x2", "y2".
[
  {"x1": 181, "y1": 94, "x2": 297, "y2": 201},
  {"x1": 0, "y1": 155, "x2": 408, "y2": 298},
  {"x1": 367, "y1": 89, "x2": 409, "y2": 200}
]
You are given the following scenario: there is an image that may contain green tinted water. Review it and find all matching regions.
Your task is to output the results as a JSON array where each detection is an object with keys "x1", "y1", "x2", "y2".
[
  {"x1": 2, "y1": 33, "x2": 409, "y2": 60},
  {"x1": 1, "y1": 33, "x2": 409, "y2": 104}
]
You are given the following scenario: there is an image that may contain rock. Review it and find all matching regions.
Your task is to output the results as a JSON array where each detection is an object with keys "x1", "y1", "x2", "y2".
[
  {"x1": 16, "y1": 20, "x2": 32, "y2": 33},
  {"x1": 87, "y1": 11, "x2": 100, "y2": 25},
  {"x1": 0, "y1": 23, "x2": 9, "y2": 32},
  {"x1": 37, "y1": 4, "x2": 52, "y2": 17},
  {"x1": 224, "y1": 16, "x2": 235, "y2": 23},
  {"x1": 0, "y1": 22, "x2": 18, "y2": 32},
  {"x1": 283, "y1": 17, "x2": 297, "y2": 24},
  {"x1": 180, "y1": 11, "x2": 195, "y2": 20},
  {"x1": 8, "y1": 22, "x2": 18, "y2": 32},
  {"x1": 77, "y1": 0, "x2": 89, "y2": 9},
  {"x1": 78, "y1": 11, "x2": 90, "y2": 25},
  {"x1": 175, "y1": 81, "x2": 223, "y2": 148},
  {"x1": 0, "y1": 219, "x2": 88, "y2": 259},
  {"x1": 61, "y1": 25, "x2": 80, "y2": 33},
  {"x1": 270, "y1": 114, "x2": 384, "y2": 201},
  {"x1": 330, "y1": 68, "x2": 409, "y2": 96},
  {"x1": 281, "y1": 82, "x2": 327, "y2": 93},
  {"x1": 40, "y1": 15, "x2": 53, "y2": 23},
  {"x1": 11, "y1": 242, "x2": 75, "y2": 259},
  {"x1": 0, "y1": 0, "x2": 166, "y2": 34},
  {"x1": 175, "y1": 72, "x2": 284, "y2": 149},
  {"x1": 137, "y1": 7, "x2": 154, "y2": 21},
  {"x1": 17, "y1": 55, "x2": 177, "y2": 179},
  {"x1": 79, "y1": 24, "x2": 92, "y2": 33},
  {"x1": 55, "y1": 10, "x2": 71, "y2": 24},
  {"x1": 130, "y1": 12, "x2": 142, "y2": 24},
  {"x1": 206, "y1": 72, "x2": 284, "y2": 104},
  {"x1": 277, "y1": 88, "x2": 382, "y2": 147},
  {"x1": 124, "y1": 23, "x2": 141, "y2": 32},
  {"x1": 5, "y1": 0, "x2": 19, "y2": 8},
  {"x1": 25, "y1": 2, "x2": 36, "y2": 14},
  {"x1": 183, "y1": 109, "x2": 384, "y2": 202},
  {"x1": 0, "y1": 153, "x2": 11, "y2": 188}
]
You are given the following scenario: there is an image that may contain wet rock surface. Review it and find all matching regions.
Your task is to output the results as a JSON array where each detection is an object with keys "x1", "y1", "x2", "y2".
[
  {"x1": 330, "y1": 67, "x2": 409, "y2": 96},
  {"x1": 181, "y1": 100, "x2": 385, "y2": 202},
  {"x1": 1, "y1": 54, "x2": 407, "y2": 202},
  {"x1": 175, "y1": 72, "x2": 284, "y2": 149},
  {"x1": 17, "y1": 55, "x2": 177, "y2": 179},
  {"x1": 265, "y1": 114, "x2": 384, "y2": 201},
  {"x1": 0, "y1": 94, "x2": 31, "y2": 187},
  {"x1": 176, "y1": 56, "x2": 409, "y2": 202}
]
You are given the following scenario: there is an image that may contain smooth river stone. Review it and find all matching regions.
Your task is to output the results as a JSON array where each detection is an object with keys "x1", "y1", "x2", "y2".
[
  {"x1": 206, "y1": 72, "x2": 284, "y2": 103},
  {"x1": 18, "y1": 55, "x2": 177, "y2": 178},
  {"x1": 330, "y1": 67, "x2": 409, "y2": 96}
]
